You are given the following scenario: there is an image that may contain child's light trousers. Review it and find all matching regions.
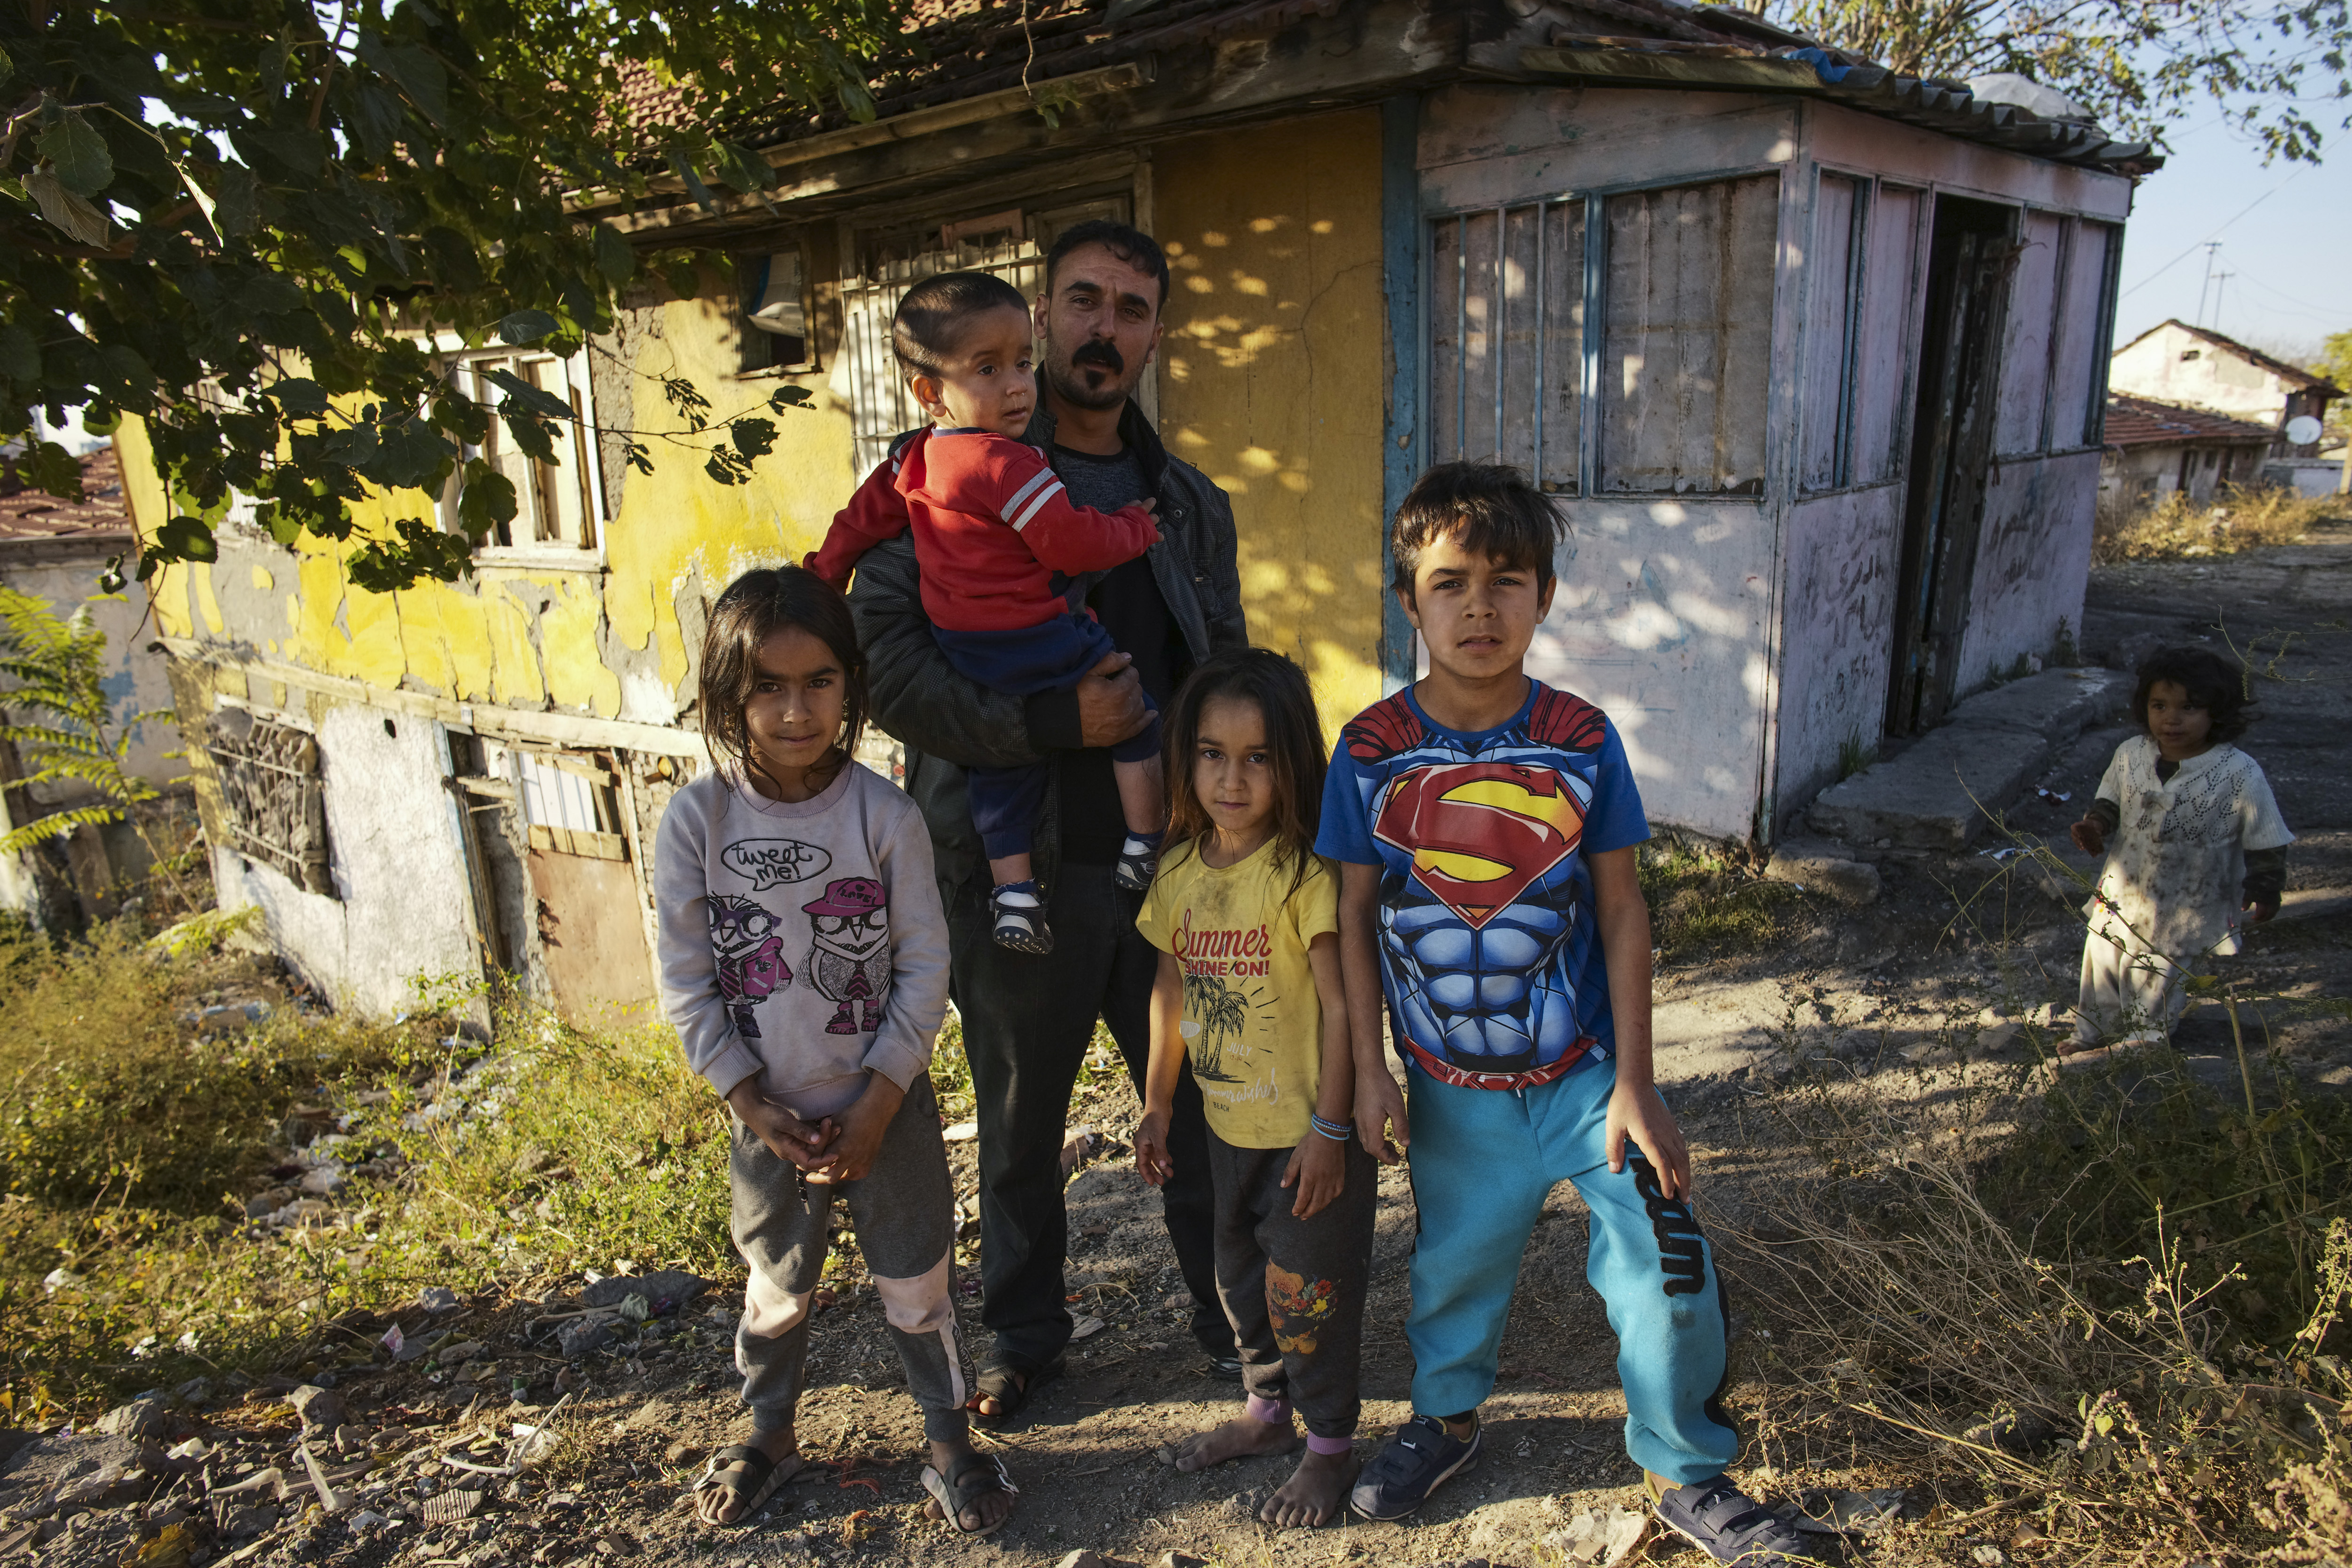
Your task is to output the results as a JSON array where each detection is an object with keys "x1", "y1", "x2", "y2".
[{"x1": 1404, "y1": 1057, "x2": 1742, "y2": 1486}]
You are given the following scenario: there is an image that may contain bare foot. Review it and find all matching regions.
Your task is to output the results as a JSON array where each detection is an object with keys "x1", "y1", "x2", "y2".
[
  {"x1": 1261, "y1": 1446, "x2": 1358, "y2": 1528},
  {"x1": 696, "y1": 1426, "x2": 802, "y2": 1525},
  {"x1": 1165, "y1": 1414, "x2": 1302, "y2": 1473},
  {"x1": 921, "y1": 1437, "x2": 1016, "y2": 1533}
]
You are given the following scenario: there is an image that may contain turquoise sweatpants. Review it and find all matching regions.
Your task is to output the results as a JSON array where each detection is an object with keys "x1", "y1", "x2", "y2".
[{"x1": 1403, "y1": 1057, "x2": 1741, "y2": 1486}]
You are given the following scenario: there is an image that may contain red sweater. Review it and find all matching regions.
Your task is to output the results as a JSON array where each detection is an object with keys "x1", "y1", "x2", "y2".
[{"x1": 805, "y1": 429, "x2": 1160, "y2": 632}]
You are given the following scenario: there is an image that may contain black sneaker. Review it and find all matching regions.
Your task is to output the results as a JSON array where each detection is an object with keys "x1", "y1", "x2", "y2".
[
  {"x1": 1201, "y1": 1353, "x2": 1244, "y2": 1381},
  {"x1": 1348, "y1": 1414, "x2": 1480, "y2": 1520},
  {"x1": 1650, "y1": 1473, "x2": 1815, "y2": 1565}
]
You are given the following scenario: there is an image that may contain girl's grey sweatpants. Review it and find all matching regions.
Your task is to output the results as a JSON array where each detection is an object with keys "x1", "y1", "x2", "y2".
[{"x1": 729, "y1": 1076, "x2": 973, "y2": 1441}]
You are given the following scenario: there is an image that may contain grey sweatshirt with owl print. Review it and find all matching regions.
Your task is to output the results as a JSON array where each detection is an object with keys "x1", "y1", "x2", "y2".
[{"x1": 654, "y1": 761, "x2": 949, "y2": 1119}]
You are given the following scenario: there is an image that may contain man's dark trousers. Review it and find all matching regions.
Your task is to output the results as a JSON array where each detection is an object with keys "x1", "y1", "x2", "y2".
[{"x1": 949, "y1": 862, "x2": 1226, "y2": 1371}]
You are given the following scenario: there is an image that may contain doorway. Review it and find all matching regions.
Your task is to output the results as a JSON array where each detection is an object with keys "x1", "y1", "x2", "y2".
[{"x1": 1885, "y1": 196, "x2": 2016, "y2": 736}]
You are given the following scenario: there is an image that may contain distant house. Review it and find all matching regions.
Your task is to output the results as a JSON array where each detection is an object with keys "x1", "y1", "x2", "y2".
[
  {"x1": 121, "y1": 0, "x2": 2154, "y2": 1016},
  {"x1": 0, "y1": 445, "x2": 180, "y2": 926},
  {"x1": 2107, "y1": 319, "x2": 2344, "y2": 493},
  {"x1": 2099, "y1": 393, "x2": 2278, "y2": 506}
]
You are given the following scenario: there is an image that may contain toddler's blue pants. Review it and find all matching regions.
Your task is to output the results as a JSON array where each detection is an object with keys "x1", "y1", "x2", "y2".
[{"x1": 1404, "y1": 1056, "x2": 1741, "y2": 1486}]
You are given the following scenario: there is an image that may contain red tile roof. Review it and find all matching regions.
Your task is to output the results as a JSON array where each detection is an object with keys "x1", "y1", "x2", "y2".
[
  {"x1": 2103, "y1": 393, "x2": 2279, "y2": 450},
  {"x1": 0, "y1": 447, "x2": 133, "y2": 545}
]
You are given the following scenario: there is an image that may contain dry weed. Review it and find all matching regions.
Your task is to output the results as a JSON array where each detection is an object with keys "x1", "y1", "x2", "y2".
[
  {"x1": 1727, "y1": 1057, "x2": 2352, "y2": 1560},
  {"x1": 2095, "y1": 484, "x2": 2343, "y2": 565}
]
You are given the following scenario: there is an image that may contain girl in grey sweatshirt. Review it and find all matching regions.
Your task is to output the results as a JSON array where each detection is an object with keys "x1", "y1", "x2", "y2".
[{"x1": 654, "y1": 566, "x2": 1017, "y2": 1537}]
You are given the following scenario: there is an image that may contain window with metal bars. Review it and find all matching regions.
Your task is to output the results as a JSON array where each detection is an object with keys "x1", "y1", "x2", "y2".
[
  {"x1": 1427, "y1": 199, "x2": 1586, "y2": 493},
  {"x1": 839, "y1": 194, "x2": 1129, "y2": 477},
  {"x1": 1425, "y1": 173, "x2": 1780, "y2": 499}
]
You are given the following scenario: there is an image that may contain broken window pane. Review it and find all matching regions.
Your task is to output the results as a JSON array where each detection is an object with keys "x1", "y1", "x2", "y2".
[
  {"x1": 1995, "y1": 211, "x2": 2065, "y2": 456},
  {"x1": 2050, "y1": 220, "x2": 2119, "y2": 450},
  {"x1": 1851, "y1": 184, "x2": 1923, "y2": 485},
  {"x1": 1799, "y1": 173, "x2": 1861, "y2": 492},
  {"x1": 1599, "y1": 174, "x2": 1777, "y2": 496}
]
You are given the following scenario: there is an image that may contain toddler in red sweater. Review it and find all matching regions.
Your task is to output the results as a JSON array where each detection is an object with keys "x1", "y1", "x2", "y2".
[{"x1": 807, "y1": 271, "x2": 1166, "y2": 954}]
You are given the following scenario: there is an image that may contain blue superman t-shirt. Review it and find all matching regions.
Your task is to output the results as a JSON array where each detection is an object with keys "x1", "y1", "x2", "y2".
[{"x1": 1314, "y1": 680, "x2": 1649, "y2": 1088}]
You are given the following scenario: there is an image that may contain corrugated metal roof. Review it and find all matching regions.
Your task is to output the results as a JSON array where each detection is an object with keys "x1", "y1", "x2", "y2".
[
  {"x1": 2103, "y1": 394, "x2": 2278, "y2": 450},
  {"x1": 0, "y1": 448, "x2": 131, "y2": 546},
  {"x1": 613, "y1": 0, "x2": 2158, "y2": 174}
]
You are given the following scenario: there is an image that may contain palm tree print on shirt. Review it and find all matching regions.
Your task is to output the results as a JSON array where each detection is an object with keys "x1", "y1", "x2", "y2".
[{"x1": 1182, "y1": 968, "x2": 1257, "y2": 1081}]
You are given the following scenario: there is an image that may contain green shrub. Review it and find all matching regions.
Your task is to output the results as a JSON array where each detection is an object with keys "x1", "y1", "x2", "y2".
[{"x1": 0, "y1": 923, "x2": 406, "y2": 1211}]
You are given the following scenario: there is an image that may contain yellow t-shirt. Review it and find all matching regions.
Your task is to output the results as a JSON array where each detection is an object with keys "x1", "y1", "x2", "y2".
[{"x1": 1134, "y1": 839, "x2": 1339, "y2": 1149}]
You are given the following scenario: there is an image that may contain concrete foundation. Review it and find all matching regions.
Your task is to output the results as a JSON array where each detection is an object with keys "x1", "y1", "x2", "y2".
[{"x1": 1806, "y1": 667, "x2": 2129, "y2": 850}]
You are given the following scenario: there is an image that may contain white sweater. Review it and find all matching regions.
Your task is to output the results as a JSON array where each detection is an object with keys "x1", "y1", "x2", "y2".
[{"x1": 654, "y1": 761, "x2": 948, "y2": 1118}]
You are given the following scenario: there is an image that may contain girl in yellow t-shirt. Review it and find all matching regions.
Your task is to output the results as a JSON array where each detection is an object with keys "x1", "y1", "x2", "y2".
[{"x1": 1134, "y1": 648, "x2": 1373, "y2": 1529}]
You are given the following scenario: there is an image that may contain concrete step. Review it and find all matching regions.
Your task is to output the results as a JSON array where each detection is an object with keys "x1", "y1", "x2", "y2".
[{"x1": 1806, "y1": 668, "x2": 2130, "y2": 852}]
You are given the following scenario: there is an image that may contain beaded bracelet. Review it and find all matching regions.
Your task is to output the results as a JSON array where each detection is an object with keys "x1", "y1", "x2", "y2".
[{"x1": 1310, "y1": 1113, "x2": 1353, "y2": 1142}]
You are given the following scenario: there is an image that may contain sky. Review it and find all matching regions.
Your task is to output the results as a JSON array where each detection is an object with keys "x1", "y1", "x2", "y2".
[{"x1": 2111, "y1": 116, "x2": 2352, "y2": 364}]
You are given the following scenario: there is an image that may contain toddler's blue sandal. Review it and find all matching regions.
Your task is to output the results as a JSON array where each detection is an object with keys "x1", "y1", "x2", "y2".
[
  {"x1": 1346, "y1": 1414, "x2": 1480, "y2": 1520},
  {"x1": 1648, "y1": 1472, "x2": 1816, "y2": 1565},
  {"x1": 989, "y1": 881, "x2": 1053, "y2": 954},
  {"x1": 1114, "y1": 832, "x2": 1160, "y2": 892}
]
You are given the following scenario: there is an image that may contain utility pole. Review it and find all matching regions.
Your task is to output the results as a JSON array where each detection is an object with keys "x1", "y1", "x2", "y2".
[
  {"x1": 2195, "y1": 241, "x2": 2222, "y2": 326},
  {"x1": 2211, "y1": 270, "x2": 2233, "y2": 335}
]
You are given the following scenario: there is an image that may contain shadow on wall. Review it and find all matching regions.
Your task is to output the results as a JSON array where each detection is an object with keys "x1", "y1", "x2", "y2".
[{"x1": 1154, "y1": 111, "x2": 1390, "y2": 736}]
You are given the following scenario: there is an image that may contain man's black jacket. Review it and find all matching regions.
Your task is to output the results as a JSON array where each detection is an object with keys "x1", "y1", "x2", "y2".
[{"x1": 845, "y1": 399, "x2": 1249, "y2": 895}]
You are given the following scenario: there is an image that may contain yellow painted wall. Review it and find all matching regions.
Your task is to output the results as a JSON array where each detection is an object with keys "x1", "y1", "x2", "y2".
[
  {"x1": 1153, "y1": 109, "x2": 1390, "y2": 741},
  {"x1": 123, "y1": 286, "x2": 856, "y2": 719},
  {"x1": 127, "y1": 119, "x2": 1392, "y2": 745}
]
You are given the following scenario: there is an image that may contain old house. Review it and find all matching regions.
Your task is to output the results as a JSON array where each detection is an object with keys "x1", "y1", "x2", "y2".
[
  {"x1": 2107, "y1": 319, "x2": 2344, "y2": 493},
  {"x1": 1, "y1": 445, "x2": 181, "y2": 926},
  {"x1": 119, "y1": 0, "x2": 2150, "y2": 1016},
  {"x1": 2098, "y1": 393, "x2": 2278, "y2": 507}
]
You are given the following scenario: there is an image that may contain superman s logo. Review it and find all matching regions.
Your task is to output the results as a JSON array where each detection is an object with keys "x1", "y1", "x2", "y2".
[{"x1": 1374, "y1": 762, "x2": 1588, "y2": 927}]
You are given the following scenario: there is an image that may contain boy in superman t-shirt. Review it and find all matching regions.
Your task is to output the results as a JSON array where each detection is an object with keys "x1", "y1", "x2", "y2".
[{"x1": 1315, "y1": 464, "x2": 1808, "y2": 1566}]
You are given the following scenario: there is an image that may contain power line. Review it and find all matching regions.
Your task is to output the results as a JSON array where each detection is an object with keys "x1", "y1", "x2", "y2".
[{"x1": 2119, "y1": 133, "x2": 2340, "y2": 299}]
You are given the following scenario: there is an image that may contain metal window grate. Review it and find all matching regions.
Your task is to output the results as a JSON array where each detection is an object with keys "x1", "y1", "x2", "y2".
[
  {"x1": 206, "y1": 718, "x2": 333, "y2": 896},
  {"x1": 1426, "y1": 201, "x2": 1585, "y2": 493},
  {"x1": 840, "y1": 196, "x2": 1128, "y2": 476}
]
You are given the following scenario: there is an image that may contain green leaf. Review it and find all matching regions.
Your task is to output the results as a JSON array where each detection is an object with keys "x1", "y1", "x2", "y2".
[
  {"x1": 730, "y1": 417, "x2": 777, "y2": 460},
  {"x1": 153, "y1": 515, "x2": 220, "y2": 563},
  {"x1": 457, "y1": 468, "x2": 518, "y2": 539},
  {"x1": 357, "y1": 32, "x2": 451, "y2": 127},
  {"x1": 37, "y1": 112, "x2": 113, "y2": 197},
  {"x1": 269, "y1": 378, "x2": 331, "y2": 417},
  {"x1": 503, "y1": 411, "x2": 557, "y2": 465},
  {"x1": 483, "y1": 367, "x2": 572, "y2": 420},
  {"x1": 322, "y1": 423, "x2": 381, "y2": 466},
  {"x1": 24, "y1": 169, "x2": 110, "y2": 247},
  {"x1": 497, "y1": 310, "x2": 560, "y2": 346},
  {"x1": 667, "y1": 148, "x2": 718, "y2": 213},
  {"x1": 594, "y1": 222, "x2": 636, "y2": 288},
  {"x1": 372, "y1": 419, "x2": 458, "y2": 490},
  {"x1": 26, "y1": 441, "x2": 83, "y2": 501},
  {"x1": 231, "y1": 127, "x2": 326, "y2": 178},
  {"x1": 342, "y1": 82, "x2": 405, "y2": 163},
  {"x1": 0, "y1": 323, "x2": 40, "y2": 386},
  {"x1": 215, "y1": 163, "x2": 259, "y2": 236}
]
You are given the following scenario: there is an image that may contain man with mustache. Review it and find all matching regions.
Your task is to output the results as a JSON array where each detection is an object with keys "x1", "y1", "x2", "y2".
[{"x1": 848, "y1": 221, "x2": 1249, "y2": 1422}]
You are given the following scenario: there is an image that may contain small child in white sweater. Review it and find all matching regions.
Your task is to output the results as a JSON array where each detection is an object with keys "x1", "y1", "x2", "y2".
[
  {"x1": 2066, "y1": 646, "x2": 2293, "y2": 1059},
  {"x1": 654, "y1": 565, "x2": 1016, "y2": 1536}
]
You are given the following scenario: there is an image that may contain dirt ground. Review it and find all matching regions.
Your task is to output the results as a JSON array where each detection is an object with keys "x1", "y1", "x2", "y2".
[{"x1": 8, "y1": 524, "x2": 2347, "y2": 1568}]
